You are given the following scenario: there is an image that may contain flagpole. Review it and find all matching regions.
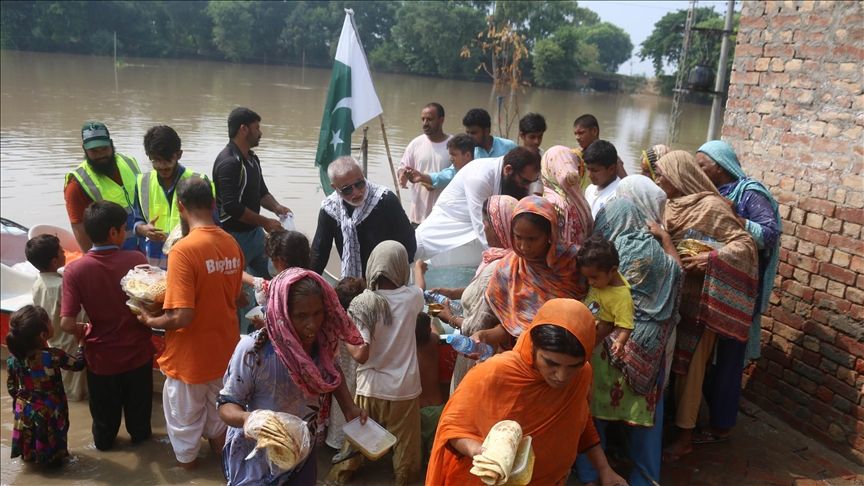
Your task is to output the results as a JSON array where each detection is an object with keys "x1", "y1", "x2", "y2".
[
  {"x1": 378, "y1": 114, "x2": 401, "y2": 202},
  {"x1": 346, "y1": 9, "x2": 401, "y2": 202}
]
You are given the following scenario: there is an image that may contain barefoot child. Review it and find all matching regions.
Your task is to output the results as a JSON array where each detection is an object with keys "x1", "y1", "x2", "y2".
[
  {"x1": 25, "y1": 234, "x2": 87, "y2": 401},
  {"x1": 577, "y1": 234, "x2": 634, "y2": 359},
  {"x1": 6, "y1": 305, "x2": 85, "y2": 467}
]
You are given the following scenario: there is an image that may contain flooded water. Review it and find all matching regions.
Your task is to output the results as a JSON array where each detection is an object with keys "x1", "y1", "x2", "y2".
[{"x1": 1, "y1": 50, "x2": 711, "y2": 236}]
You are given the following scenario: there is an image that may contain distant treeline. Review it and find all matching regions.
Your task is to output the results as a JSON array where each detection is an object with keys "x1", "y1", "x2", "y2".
[
  {"x1": 0, "y1": 1, "x2": 734, "y2": 93},
  {"x1": 0, "y1": 1, "x2": 636, "y2": 88}
]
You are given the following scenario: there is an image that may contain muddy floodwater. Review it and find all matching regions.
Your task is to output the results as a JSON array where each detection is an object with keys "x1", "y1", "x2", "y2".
[{"x1": 0, "y1": 50, "x2": 712, "y2": 234}]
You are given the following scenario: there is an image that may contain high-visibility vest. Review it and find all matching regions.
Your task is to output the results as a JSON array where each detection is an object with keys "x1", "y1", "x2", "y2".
[
  {"x1": 136, "y1": 168, "x2": 214, "y2": 233},
  {"x1": 65, "y1": 153, "x2": 141, "y2": 249}
]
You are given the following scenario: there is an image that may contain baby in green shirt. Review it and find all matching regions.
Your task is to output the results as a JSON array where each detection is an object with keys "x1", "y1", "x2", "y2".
[{"x1": 577, "y1": 235, "x2": 633, "y2": 359}]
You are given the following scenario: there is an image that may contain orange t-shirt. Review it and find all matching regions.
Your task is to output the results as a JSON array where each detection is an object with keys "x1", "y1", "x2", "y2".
[{"x1": 158, "y1": 225, "x2": 244, "y2": 384}]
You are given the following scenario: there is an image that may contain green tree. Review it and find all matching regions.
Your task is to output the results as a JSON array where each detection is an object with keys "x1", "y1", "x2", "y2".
[
  {"x1": 637, "y1": 7, "x2": 721, "y2": 76},
  {"x1": 375, "y1": 2, "x2": 485, "y2": 77},
  {"x1": 531, "y1": 25, "x2": 599, "y2": 88},
  {"x1": 494, "y1": 0, "x2": 599, "y2": 47},
  {"x1": 582, "y1": 22, "x2": 632, "y2": 73},
  {"x1": 207, "y1": 1, "x2": 256, "y2": 62}
]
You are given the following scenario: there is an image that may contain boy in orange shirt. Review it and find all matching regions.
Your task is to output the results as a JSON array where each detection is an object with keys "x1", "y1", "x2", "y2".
[{"x1": 139, "y1": 177, "x2": 244, "y2": 469}]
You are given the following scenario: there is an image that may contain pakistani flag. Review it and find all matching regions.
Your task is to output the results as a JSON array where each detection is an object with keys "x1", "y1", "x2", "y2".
[{"x1": 315, "y1": 10, "x2": 383, "y2": 194}]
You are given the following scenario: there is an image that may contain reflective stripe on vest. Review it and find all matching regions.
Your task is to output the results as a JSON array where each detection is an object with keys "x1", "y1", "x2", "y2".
[
  {"x1": 66, "y1": 153, "x2": 140, "y2": 214},
  {"x1": 137, "y1": 170, "x2": 214, "y2": 233}
]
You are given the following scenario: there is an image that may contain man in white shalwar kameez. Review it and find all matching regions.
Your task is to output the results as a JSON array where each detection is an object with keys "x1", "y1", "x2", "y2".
[{"x1": 414, "y1": 147, "x2": 541, "y2": 265}]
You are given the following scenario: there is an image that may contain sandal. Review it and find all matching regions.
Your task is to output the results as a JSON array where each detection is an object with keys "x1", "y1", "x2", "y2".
[{"x1": 692, "y1": 429, "x2": 730, "y2": 445}]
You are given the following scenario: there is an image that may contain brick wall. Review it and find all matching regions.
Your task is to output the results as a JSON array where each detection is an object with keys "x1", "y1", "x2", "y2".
[{"x1": 720, "y1": 0, "x2": 863, "y2": 465}]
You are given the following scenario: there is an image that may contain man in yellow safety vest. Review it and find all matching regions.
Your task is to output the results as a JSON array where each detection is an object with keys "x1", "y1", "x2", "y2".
[
  {"x1": 134, "y1": 125, "x2": 212, "y2": 268},
  {"x1": 64, "y1": 121, "x2": 141, "y2": 251}
]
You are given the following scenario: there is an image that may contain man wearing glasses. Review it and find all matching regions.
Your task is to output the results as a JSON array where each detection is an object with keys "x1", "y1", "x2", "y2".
[
  {"x1": 414, "y1": 147, "x2": 541, "y2": 264},
  {"x1": 311, "y1": 156, "x2": 416, "y2": 278},
  {"x1": 133, "y1": 125, "x2": 213, "y2": 269}
]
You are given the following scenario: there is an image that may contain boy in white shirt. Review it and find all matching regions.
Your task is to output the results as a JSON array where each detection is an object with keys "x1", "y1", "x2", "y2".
[{"x1": 583, "y1": 140, "x2": 622, "y2": 219}]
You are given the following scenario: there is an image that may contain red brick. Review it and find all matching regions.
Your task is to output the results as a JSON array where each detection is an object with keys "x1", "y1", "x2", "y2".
[
  {"x1": 796, "y1": 225, "x2": 830, "y2": 246},
  {"x1": 813, "y1": 291, "x2": 852, "y2": 312},
  {"x1": 782, "y1": 280, "x2": 816, "y2": 301},
  {"x1": 816, "y1": 385, "x2": 834, "y2": 403},
  {"x1": 799, "y1": 197, "x2": 836, "y2": 217},
  {"x1": 835, "y1": 334, "x2": 864, "y2": 357},
  {"x1": 786, "y1": 253, "x2": 821, "y2": 273},
  {"x1": 772, "y1": 307, "x2": 806, "y2": 330},
  {"x1": 851, "y1": 304, "x2": 864, "y2": 321},
  {"x1": 829, "y1": 234, "x2": 864, "y2": 255},
  {"x1": 804, "y1": 319, "x2": 838, "y2": 341},
  {"x1": 801, "y1": 348, "x2": 822, "y2": 367},
  {"x1": 824, "y1": 374, "x2": 859, "y2": 403},
  {"x1": 822, "y1": 263, "x2": 857, "y2": 286},
  {"x1": 836, "y1": 207, "x2": 864, "y2": 225}
]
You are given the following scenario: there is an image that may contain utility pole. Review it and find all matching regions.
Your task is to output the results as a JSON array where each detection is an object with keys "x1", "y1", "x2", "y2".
[{"x1": 707, "y1": 0, "x2": 736, "y2": 141}]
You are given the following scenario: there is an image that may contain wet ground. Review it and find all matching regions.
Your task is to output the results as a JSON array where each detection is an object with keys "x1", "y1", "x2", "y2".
[{"x1": 2, "y1": 359, "x2": 861, "y2": 485}]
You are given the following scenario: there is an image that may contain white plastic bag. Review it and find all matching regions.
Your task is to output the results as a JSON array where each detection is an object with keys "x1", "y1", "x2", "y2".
[
  {"x1": 120, "y1": 264, "x2": 167, "y2": 304},
  {"x1": 243, "y1": 409, "x2": 311, "y2": 474},
  {"x1": 279, "y1": 213, "x2": 296, "y2": 231}
]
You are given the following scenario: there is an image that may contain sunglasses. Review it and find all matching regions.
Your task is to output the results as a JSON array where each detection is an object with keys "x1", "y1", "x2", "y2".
[{"x1": 338, "y1": 178, "x2": 367, "y2": 196}]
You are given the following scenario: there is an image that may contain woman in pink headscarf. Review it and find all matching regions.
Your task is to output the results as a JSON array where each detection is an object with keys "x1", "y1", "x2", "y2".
[
  {"x1": 541, "y1": 145, "x2": 594, "y2": 247},
  {"x1": 218, "y1": 268, "x2": 366, "y2": 485}
]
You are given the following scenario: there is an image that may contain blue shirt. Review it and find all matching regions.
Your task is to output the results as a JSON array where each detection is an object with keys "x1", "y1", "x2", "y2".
[
  {"x1": 428, "y1": 164, "x2": 456, "y2": 189},
  {"x1": 474, "y1": 136, "x2": 517, "y2": 159}
]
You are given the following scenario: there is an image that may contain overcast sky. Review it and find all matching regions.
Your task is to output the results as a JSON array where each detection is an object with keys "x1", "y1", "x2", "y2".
[{"x1": 580, "y1": 0, "x2": 737, "y2": 76}]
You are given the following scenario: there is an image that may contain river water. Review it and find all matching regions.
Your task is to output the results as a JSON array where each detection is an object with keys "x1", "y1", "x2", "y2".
[
  {"x1": 1, "y1": 50, "x2": 711, "y2": 236},
  {"x1": 0, "y1": 50, "x2": 713, "y2": 485}
]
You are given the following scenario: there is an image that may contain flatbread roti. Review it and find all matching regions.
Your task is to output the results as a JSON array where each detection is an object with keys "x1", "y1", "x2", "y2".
[{"x1": 470, "y1": 420, "x2": 523, "y2": 485}]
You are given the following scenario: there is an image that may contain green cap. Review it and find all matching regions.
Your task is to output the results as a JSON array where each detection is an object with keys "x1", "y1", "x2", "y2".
[{"x1": 81, "y1": 121, "x2": 112, "y2": 150}]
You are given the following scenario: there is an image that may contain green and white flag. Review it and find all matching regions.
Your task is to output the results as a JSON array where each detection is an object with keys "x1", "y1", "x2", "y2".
[{"x1": 315, "y1": 9, "x2": 382, "y2": 194}]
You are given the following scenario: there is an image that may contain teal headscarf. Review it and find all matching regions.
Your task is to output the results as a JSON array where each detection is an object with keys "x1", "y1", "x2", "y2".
[
  {"x1": 698, "y1": 140, "x2": 782, "y2": 360},
  {"x1": 593, "y1": 198, "x2": 682, "y2": 394}
]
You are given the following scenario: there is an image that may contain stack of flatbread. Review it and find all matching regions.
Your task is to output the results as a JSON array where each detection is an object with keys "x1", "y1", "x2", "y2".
[
  {"x1": 244, "y1": 410, "x2": 311, "y2": 472},
  {"x1": 470, "y1": 420, "x2": 523, "y2": 486}
]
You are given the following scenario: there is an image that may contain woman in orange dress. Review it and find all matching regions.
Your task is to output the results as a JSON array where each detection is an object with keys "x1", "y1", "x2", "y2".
[{"x1": 426, "y1": 299, "x2": 627, "y2": 486}]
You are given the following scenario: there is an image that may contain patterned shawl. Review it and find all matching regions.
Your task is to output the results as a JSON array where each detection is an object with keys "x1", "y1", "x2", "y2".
[
  {"x1": 266, "y1": 268, "x2": 364, "y2": 400},
  {"x1": 594, "y1": 198, "x2": 682, "y2": 394},
  {"x1": 347, "y1": 241, "x2": 410, "y2": 338},
  {"x1": 698, "y1": 140, "x2": 782, "y2": 360},
  {"x1": 614, "y1": 174, "x2": 668, "y2": 225},
  {"x1": 541, "y1": 145, "x2": 594, "y2": 247},
  {"x1": 657, "y1": 151, "x2": 758, "y2": 348},
  {"x1": 486, "y1": 196, "x2": 586, "y2": 337},
  {"x1": 321, "y1": 181, "x2": 388, "y2": 278},
  {"x1": 479, "y1": 195, "x2": 518, "y2": 271}
]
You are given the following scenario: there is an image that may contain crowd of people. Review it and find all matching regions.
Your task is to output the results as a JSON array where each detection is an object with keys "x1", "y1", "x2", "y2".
[{"x1": 4, "y1": 102, "x2": 782, "y2": 486}]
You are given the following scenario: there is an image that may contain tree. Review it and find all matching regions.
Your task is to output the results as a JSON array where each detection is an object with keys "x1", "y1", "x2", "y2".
[
  {"x1": 207, "y1": 1, "x2": 256, "y2": 62},
  {"x1": 531, "y1": 25, "x2": 599, "y2": 88},
  {"x1": 582, "y1": 22, "x2": 632, "y2": 73},
  {"x1": 375, "y1": 2, "x2": 485, "y2": 77},
  {"x1": 638, "y1": 7, "x2": 721, "y2": 76},
  {"x1": 493, "y1": 0, "x2": 599, "y2": 48}
]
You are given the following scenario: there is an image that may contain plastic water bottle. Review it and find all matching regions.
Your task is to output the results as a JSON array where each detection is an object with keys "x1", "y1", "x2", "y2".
[
  {"x1": 424, "y1": 291, "x2": 463, "y2": 317},
  {"x1": 446, "y1": 334, "x2": 494, "y2": 361}
]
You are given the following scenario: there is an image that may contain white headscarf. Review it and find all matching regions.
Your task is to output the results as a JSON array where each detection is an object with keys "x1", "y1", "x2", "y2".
[
  {"x1": 321, "y1": 181, "x2": 388, "y2": 278},
  {"x1": 614, "y1": 175, "x2": 667, "y2": 225}
]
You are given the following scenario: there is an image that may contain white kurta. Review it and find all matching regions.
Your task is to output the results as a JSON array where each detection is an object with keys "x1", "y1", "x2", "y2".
[
  {"x1": 414, "y1": 156, "x2": 503, "y2": 261},
  {"x1": 400, "y1": 134, "x2": 452, "y2": 224}
]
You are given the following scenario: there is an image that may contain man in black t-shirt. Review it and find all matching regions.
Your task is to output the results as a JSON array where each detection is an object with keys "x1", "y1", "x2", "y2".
[{"x1": 212, "y1": 107, "x2": 291, "y2": 278}]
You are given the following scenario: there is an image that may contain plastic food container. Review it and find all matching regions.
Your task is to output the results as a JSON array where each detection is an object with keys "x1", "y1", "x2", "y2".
[
  {"x1": 506, "y1": 435, "x2": 535, "y2": 486},
  {"x1": 342, "y1": 417, "x2": 397, "y2": 460}
]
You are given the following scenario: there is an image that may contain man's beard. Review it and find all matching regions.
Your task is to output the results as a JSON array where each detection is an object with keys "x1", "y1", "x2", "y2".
[
  {"x1": 500, "y1": 174, "x2": 529, "y2": 200},
  {"x1": 86, "y1": 151, "x2": 117, "y2": 176}
]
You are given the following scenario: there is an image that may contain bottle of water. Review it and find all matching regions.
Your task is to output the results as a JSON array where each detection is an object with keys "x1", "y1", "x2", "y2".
[
  {"x1": 424, "y1": 291, "x2": 464, "y2": 317},
  {"x1": 446, "y1": 334, "x2": 494, "y2": 361}
]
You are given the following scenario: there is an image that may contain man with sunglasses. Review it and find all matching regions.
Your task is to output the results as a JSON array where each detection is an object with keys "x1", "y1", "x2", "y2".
[
  {"x1": 212, "y1": 107, "x2": 291, "y2": 280},
  {"x1": 414, "y1": 147, "x2": 541, "y2": 263},
  {"x1": 311, "y1": 156, "x2": 415, "y2": 278}
]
